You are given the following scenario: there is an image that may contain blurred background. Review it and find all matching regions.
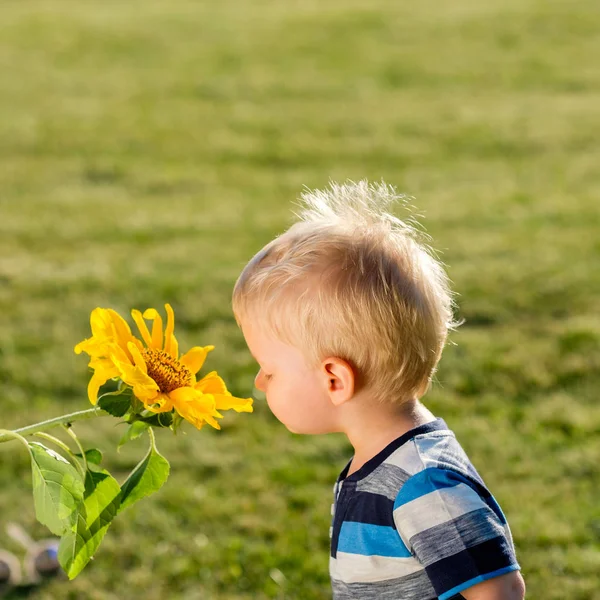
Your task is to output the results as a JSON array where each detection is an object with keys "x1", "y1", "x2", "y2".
[{"x1": 0, "y1": 0, "x2": 599, "y2": 598}]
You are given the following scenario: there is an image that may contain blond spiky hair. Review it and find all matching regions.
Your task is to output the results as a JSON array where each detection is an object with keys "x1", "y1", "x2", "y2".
[{"x1": 233, "y1": 180, "x2": 458, "y2": 404}]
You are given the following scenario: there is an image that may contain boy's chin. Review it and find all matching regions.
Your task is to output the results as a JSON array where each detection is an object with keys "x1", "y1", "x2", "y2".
[{"x1": 284, "y1": 422, "x2": 338, "y2": 435}]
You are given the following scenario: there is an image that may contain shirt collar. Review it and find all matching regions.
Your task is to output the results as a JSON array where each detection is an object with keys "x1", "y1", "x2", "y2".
[{"x1": 338, "y1": 417, "x2": 450, "y2": 483}]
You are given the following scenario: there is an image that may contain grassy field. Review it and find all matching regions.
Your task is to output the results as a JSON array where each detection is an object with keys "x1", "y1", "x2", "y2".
[{"x1": 1, "y1": 0, "x2": 599, "y2": 598}]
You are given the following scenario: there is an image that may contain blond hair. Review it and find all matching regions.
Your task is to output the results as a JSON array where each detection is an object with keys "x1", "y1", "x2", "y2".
[{"x1": 232, "y1": 180, "x2": 458, "y2": 404}]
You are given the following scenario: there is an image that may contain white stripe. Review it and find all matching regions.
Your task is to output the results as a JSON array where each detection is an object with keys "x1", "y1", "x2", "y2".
[
  {"x1": 384, "y1": 441, "x2": 425, "y2": 476},
  {"x1": 504, "y1": 522, "x2": 514, "y2": 546},
  {"x1": 330, "y1": 552, "x2": 423, "y2": 583},
  {"x1": 393, "y1": 483, "x2": 485, "y2": 544},
  {"x1": 414, "y1": 434, "x2": 454, "y2": 464}
]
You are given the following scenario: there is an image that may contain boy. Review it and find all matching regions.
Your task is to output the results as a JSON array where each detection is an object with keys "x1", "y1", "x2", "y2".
[{"x1": 232, "y1": 181, "x2": 525, "y2": 600}]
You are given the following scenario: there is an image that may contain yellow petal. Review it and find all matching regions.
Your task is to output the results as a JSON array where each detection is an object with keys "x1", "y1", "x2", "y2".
[
  {"x1": 89, "y1": 308, "x2": 134, "y2": 348},
  {"x1": 112, "y1": 356, "x2": 159, "y2": 402},
  {"x1": 127, "y1": 336, "x2": 144, "y2": 357},
  {"x1": 87, "y1": 371, "x2": 109, "y2": 405},
  {"x1": 163, "y1": 304, "x2": 179, "y2": 358},
  {"x1": 106, "y1": 309, "x2": 135, "y2": 351},
  {"x1": 171, "y1": 335, "x2": 179, "y2": 360},
  {"x1": 214, "y1": 394, "x2": 254, "y2": 413},
  {"x1": 194, "y1": 371, "x2": 226, "y2": 394},
  {"x1": 111, "y1": 343, "x2": 132, "y2": 366},
  {"x1": 180, "y1": 346, "x2": 214, "y2": 376},
  {"x1": 76, "y1": 338, "x2": 130, "y2": 366},
  {"x1": 127, "y1": 342, "x2": 148, "y2": 374},
  {"x1": 74, "y1": 338, "x2": 88, "y2": 355},
  {"x1": 143, "y1": 308, "x2": 164, "y2": 350},
  {"x1": 89, "y1": 308, "x2": 115, "y2": 339},
  {"x1": 169, "y1": 386, "x2": 215, "y2": 411},
  {"x1": 169, "y1": 387, "x2": 218, "y2": 430},
  {"x1": 202, "y1": 414, "x2": 222, "y2": 430},
  {"x1": 85, "y1": 357, "x2": 120, "y2": 404},
  {"x1": 131, "y1": 309, "x2": 153, "y2": 348},
  {"x1": 145, "y1": 392, "x2": 174, "y2": 413},
  {"x1": 75, "y1": 336, "x2": 108, "y2": 357},
  {"x1": 195, "y1": 372, "x2": 253, "y2": 413},
  {"x1": 77, "y1": 308, "x2": 138, "y2": 364},
  {"x1": 89, "y1": 355, "x2": 120, "y2": 376}
]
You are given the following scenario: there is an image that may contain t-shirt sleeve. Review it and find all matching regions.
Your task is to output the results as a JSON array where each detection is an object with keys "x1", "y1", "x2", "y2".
[{"x1": 393, "y1": 467, "x2": 520, "y2": 600}]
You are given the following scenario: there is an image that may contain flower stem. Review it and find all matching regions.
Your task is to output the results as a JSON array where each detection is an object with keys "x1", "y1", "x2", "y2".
[
  {"x1": 33, "y1": 431, "x2": 87, "y2": 480},
  {"x1": 63, "y1": 425, "x2": 88, "y2": 474},
  {"x1": 148, "y1": 425, "x2": 156, "y2": 449},
  {"x1": 0, "y1": 429, "x2": 32, "y2": 454},
  {"x1": 0, "y1": 407, "x2": 108, "y2": 444},
  {"x1": 33, "y1": 431, "x2": 75, "y2": 457}
]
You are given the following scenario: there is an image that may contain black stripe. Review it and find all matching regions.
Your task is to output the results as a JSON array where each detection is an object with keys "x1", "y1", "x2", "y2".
[
  {"x1": 343, "y1": 490, "x2": 396, "y2": 527},
  {"x1": 424, "y1": 537, "x2": 516, "y2": 595}
]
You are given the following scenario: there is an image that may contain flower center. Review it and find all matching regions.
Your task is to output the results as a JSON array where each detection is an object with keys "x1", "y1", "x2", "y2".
[{"x1": 141, "y1": 348, "x2": 193, "y2": 393}]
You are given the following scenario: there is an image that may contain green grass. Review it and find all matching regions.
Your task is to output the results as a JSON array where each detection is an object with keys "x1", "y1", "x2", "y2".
[{"x1": 0, "y1": 0, "x2": 599, "y2": 598}]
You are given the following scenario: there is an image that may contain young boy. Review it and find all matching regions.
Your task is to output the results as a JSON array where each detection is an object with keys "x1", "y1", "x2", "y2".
[{"x1": 232, "y1": 181, "x2": 525, "y2": 600}]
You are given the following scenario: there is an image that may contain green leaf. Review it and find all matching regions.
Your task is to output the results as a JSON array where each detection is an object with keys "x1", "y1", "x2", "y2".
[
  {"x1": 58, "y1": 469, "x2": 121, "y2": 579},
  {"x1": 171, "y1": 413, "x2": 184, "y2": 434},
  {"x1": 137, "y1": 411, "x2": 173, "y2": 428},
  {"x1": 29, "y1": 443, "x2": 85, "y2": 537},
  {"x1": 74, "y1": 448, "x2": 103, "y2": 465},
  {"x1": 98, "y1": 393, "x2": 131, "y2": 417},
  {"x1": 119, "y1": 437, "x2": 170, "y2": 513},
  {"x1": 118, "y1": 421, "x2": 149, "y2": 448}
]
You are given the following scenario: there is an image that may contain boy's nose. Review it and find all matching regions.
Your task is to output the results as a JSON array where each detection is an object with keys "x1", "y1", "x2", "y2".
[{"x1": 254, "y1": 370, "x2": 266, "y2": 392}]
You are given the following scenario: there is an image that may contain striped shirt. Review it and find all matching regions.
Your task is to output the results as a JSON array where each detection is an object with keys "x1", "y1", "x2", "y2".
[{"x1": 329, "y1": 419, "x2": 520, "y2": 600}]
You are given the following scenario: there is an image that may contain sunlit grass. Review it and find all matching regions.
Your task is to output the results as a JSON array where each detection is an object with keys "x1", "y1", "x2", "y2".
[{"x1": 0, "y1": 0, "x2": 599, "y2": 598}]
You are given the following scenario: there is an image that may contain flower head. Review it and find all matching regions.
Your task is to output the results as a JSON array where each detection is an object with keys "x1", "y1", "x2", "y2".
[{"x1": 75, "y1": 304, "x2": 253, "y2": 430}]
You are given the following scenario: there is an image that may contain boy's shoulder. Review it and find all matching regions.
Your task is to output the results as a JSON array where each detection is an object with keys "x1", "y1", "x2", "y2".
[
  {"x1": 341, "y1": 418, "x2": 486, "y2": 502},
  {"x1": 331, "y1": 419, "x2": 519, "y2": 600}
]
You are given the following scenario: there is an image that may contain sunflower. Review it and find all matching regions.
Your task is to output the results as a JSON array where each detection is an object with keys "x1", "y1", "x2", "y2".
[{"x1": 75, "y1": 304, "x2": 253, "y2": 430}]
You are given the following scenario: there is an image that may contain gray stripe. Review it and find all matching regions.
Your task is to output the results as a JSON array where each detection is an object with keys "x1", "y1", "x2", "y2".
[
  {"x1": 332, "y1": 568, "x2": 436, "y2": 600},
  {"x1": 356, "y1": 463, "x2": 411, "y2": 500},
  {"x1": 411, "y1": 508, "x2": 508, "y2": 566},
  {"x1": 423, "y1": 438, "x2": 484, "y2": 485}
]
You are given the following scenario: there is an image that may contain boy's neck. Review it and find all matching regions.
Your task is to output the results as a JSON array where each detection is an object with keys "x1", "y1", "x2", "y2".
[{"x1": 342, "y1": 398, "x2": 437, "y2": 477}]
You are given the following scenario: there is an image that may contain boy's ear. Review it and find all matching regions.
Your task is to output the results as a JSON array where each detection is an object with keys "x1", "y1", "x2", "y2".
[{"x1": 321, "y1": 357, "x2": 355, "y2": 406}]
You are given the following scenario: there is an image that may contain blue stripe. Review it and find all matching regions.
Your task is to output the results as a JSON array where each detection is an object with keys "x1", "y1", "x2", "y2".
[
  {"x1": 337, "y1": 521, "x2": 412, "y2": 558},
  {"x1": 394, "y1": 467, "x2": 480, "y2": 509},
  {"x1": 438, "y1": 565, "x2": 521, "y2": 600},
  {"x1": 486, "y1": 494, "x2": 508, "y2": 525}
]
